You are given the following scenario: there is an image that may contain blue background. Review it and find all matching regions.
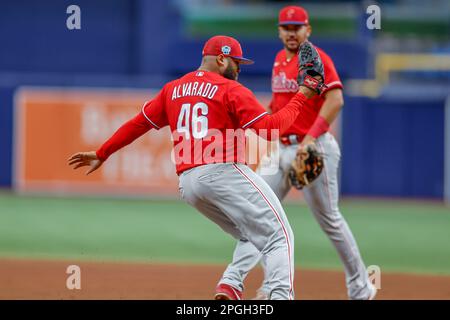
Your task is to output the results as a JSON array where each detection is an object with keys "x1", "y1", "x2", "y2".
[{"x1": 0, "y1": 0, "x2": 446, "y2": 198}]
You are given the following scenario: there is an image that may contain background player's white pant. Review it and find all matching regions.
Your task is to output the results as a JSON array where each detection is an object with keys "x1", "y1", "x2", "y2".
[
  {"x1": 179, "y1": 163, "x2": 295, "y2": 300},
  {"x1": 219, "y1": 133, "x2": 372, "y2": 300}
]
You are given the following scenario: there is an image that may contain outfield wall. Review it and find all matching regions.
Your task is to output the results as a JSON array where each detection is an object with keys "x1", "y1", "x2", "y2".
[
  {"x1": 0, "y1": 85, "x2": 445, "y2": 199},
  {"x1": 341, "y1": 96, "x2": 445, "y2": 198}
]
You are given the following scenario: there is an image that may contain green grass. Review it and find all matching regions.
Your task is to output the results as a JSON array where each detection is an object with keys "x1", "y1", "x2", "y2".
[{"x1": 0, "y1": 192, "x2": 449, "y2": 275}]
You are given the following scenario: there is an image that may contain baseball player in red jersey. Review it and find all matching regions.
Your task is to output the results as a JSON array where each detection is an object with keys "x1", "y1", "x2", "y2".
[
  {"x1": 219, "y1": 6, "x2": 377, "y2": 300},
  {"x1": 68, "y1": 36, "x2": 326, "y2": 300}
]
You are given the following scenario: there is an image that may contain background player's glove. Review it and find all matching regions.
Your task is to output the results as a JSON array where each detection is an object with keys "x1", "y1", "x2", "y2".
[
  {"x1": 297, "y1": 41, "x2": 327, "y2": 94},
  {"x1": 288, "y1": 144, "x2": 324, "y2": 190}
]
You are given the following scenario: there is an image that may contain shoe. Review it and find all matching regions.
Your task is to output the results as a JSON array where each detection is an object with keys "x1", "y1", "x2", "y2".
[
  {"x1": 251, "y1": 289, "x2": 269, "y2": 300},
  {"x1": 349, "y1": 282, "x2": 378, "y2": 300},
  {"x1": 214, "y1": 283, "x2": 243, "y2": 300}
]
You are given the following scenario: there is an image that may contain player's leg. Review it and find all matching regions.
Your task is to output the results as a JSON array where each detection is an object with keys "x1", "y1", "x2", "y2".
[
  {"x1": 182, "y1": 193, "x2": 259, "y2": 293},
  {"x1": 251, "y1": 145, "x2": 298, "y2": 297},
  {"x1": 218, "y1": 146, "x2": 295, "y2": 297},
  {"x1": 179, "y1": 165, "x2": 249, "y2": 300},
  {"x1": 303, "y1": 133, "x2": 373, "y2": 299},
  {"x1": 179, "y1": 163, "x2": 295, "y2": 300},
  {"x1": 225, "y1": 163, "x2": 295, "y2": 300},
  {"x1": 179, "y1": 166, "x2": 244, "y2": 239},
  {"x1": 219, "y1": 239, "x2": 262, "y2": 293},
  {"x1": 190, "y1": 163, "x2": 295, "y2": 299}
]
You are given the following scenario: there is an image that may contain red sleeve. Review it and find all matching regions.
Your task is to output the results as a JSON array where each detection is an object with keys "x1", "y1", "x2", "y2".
[
  {"x1": 96, "y1": 112, "x2": 153, "y2": 161},
  {"x1": 318, "y1": 49, "x2": 343, "y2": 94},
  {"x1": 249, "y1": 92, "x2": 308, "y2": 140},
  {"x1": 225, "y1": 84, "x2": 269, "y2": 129},
  {"x1": 141, "y1": 88, "x2": 168, "y2": 130},
  {"x1": 226, "y1": 83, "x2": 308, "y2": 140}
]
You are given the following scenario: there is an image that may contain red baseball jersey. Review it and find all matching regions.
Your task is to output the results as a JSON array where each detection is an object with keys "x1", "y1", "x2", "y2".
[
  {"x1": 143, "y1": 70, "x2": 271, "y2": 174},
  {"x1": 96, "y1": 70, "x2": 308, "y2": 175},
  {"x1": 270, "y1": 46, "x2": 343, "y2": 137}
]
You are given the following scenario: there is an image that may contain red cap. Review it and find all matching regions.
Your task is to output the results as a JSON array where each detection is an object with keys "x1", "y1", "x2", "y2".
[
  {"x1": 278, "y1": 5, "x2": 309, "y2": 26},
  {"x1": 202, "y1": 35, "x2": 254, "y2": 65}
]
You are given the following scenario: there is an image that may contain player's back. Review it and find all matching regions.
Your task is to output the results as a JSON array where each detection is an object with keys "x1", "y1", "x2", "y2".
[
  {"x1": 163, "y1": 70, "x2": 238, "y2": 134},
  {"x1": 154, "y1": 70, "x2": 258, "y2": 174}
]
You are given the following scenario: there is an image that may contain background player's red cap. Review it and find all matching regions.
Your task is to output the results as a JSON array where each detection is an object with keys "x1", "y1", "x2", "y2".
[
  {"x1": 202, "y1": 35, "x2": 254, "y2": 65},
  {"x1": 278, "y1": 5, "x2": 309, "y2": 25}
]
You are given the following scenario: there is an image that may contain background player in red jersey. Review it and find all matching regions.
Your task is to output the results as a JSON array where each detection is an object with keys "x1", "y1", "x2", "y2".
[
  {"x1": 68, "y1": 35, "x2": 326, "y2": 300},
  {"x1": 220, "y1": 6, "x2": 377, "y2": 300}
]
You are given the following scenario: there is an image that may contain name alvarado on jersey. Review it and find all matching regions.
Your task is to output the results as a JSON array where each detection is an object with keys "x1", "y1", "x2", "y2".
[{"x1": 171, "y1": 81, "x2": 219, "y2": 100}]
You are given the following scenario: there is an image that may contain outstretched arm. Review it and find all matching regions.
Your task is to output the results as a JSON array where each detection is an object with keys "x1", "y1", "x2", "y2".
[{"x1": 248, "y1": 86, "x2": 314, "y2": 139}]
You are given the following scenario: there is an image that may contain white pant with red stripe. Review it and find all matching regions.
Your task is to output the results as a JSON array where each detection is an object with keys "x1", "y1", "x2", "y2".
[
  {"x1": 179, "y1": 163, "x2": 295, "y2": 300},
  {"x1": 220, "y1": 133, "x2": 372, "y2": 300}
]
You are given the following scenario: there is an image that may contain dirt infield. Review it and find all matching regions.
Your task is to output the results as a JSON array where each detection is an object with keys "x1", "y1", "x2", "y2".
[{"x1": 1, "y1": 258, "x2": 449, "y2": 299}]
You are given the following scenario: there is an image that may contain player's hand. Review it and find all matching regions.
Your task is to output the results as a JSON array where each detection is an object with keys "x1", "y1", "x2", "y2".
[{"x1": 68, "y1": 151, "x2": 103, "y2": 175}]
